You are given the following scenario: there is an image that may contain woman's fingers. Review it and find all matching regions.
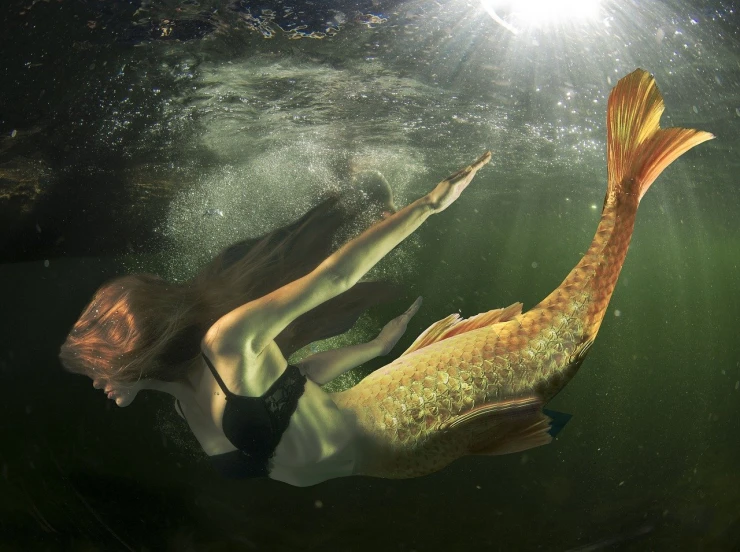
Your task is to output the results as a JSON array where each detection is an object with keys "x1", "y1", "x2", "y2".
[
  {"x1": 473, "y1": 150, "x2": 493, "y2": 168},
  {"x1": 376, "y1": 297, "x2": 423, "y2": 354},
  {"x1": 444, "y1": 151, "x2": 492, "y2": 185},
  {"x1": 429, "y1": 151, "x2": 492, "y2": 213},
  {"x1": 404, "y1": 296, "x2": 423, "y2": 318}
]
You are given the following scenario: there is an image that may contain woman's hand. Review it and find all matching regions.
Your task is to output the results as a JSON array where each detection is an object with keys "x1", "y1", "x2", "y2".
[
  {"x1": 375, "y1": 297, "x2": 423, "y2": 355},
  {"x1": 426, "y1": 151, "x2": 492, "y2": 213}
]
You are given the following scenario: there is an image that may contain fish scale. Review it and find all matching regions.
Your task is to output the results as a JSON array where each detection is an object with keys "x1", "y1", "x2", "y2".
[
  {"x1": 335, "y1": 302, "x2": 590, "y2": 477},
  {"x1": 332, "y1": 69, "x2": 713, "y2": 479}
]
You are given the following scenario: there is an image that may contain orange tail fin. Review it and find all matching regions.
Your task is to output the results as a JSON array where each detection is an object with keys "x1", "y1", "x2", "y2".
[{"x1": 607, "y1": 69, "x2": 714, "y2": 202}]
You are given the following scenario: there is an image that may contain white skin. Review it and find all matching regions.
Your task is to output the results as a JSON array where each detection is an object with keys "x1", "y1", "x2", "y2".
[
  {"x1": 88, "y1": 149, "x2": 491, "y2": 409},
  {"x1": 91, "y1": 376, "x2": 145, "y2": 407},
  {"x1": 89, "y1": 151, "x2": 491, "y2": 483},
  {"x1": 91, "y1": 297, "x2": 424, "y2": 406},
  {"x1": 206, "y1": 151, "x2": 491, "y2": 363}
]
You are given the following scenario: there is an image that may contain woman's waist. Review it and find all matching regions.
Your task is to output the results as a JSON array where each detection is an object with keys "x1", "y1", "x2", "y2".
[{"x1": 275, "y1": 394, "x2": 358, "y2": 464}]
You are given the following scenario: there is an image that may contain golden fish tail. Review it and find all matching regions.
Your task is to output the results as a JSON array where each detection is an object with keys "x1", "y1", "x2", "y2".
[
  {"x1": 606, "y1": 68, "x2": 714, "y2": 205},
  {"x1": 334, "y1": 69, "x2": 714, "y2": 480},
  {"x1": 538, "y1": 69, "x2": 715, "y2": 342},
  {"x1": 527, "y1": 69, "x2": 716, "y2": 401}
]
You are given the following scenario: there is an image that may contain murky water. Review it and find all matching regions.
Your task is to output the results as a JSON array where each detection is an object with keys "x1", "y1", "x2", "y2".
[{"x1": 1, "y1": 0, "x2": 738, "y2": 549}]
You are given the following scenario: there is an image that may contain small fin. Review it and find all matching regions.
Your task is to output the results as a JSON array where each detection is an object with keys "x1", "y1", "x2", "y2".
[
  {"x1": 441, "y1": 397, "x2": 553, "y2": 456},
  {"x1": 542, "y1": 408, "x2": 572, "y2": 438},
  {"x1": 400, "y1": 302, "x2": 523, "y2": 356},
  {"x1": 446, "y1": 396, "x2": 541, "y2": 430},
  {"x1": 474, "y1": 416, "x2": 552, "y2": 456},
  {"x1": 607, "y1": 68, "x2": 714, "y2": 203},
  {"x1": 400, "y1": 314, "x2": 460, "y2": 356},
  {"x1": 571, "y1": 338, "x2": 594, "y2": 365},
  {"x1": 437, "y1": 302, "x2": 523, "y2": 341}
]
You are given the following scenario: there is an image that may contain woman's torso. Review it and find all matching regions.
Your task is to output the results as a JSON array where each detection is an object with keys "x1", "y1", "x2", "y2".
[{"x1": 178, "y1": 340, "x2": 357, "y2": 486}]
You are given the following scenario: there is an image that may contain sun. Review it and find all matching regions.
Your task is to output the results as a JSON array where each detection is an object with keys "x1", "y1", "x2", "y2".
[{"x1": 481, "y1": 0, "x2": 602, "y2": 34}]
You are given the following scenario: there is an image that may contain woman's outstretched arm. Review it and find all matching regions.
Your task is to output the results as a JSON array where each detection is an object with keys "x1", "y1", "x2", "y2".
[
  {"x1": 204, "y1": 152, "x2": 491, "y2": 358},
  {"x1": 298, "y1": 298, "x2": 422, "y2": 385}
]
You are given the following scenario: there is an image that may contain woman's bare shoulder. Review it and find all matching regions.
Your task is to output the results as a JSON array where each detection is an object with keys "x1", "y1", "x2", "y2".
[{"x1": 201, "y1": 336, "x2": 287, "y2": 398}]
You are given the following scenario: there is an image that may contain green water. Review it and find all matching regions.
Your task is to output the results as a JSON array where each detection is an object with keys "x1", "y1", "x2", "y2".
[{"x1": 1, "y1": 0, "x2": 738, "y2": 549}]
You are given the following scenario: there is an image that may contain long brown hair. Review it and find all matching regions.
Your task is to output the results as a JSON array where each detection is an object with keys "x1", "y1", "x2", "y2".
[{"x1": 59, "y1": 195, "x2": 399, "y2": 383}]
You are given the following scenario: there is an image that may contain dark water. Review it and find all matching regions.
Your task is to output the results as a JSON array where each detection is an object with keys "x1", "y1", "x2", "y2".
[{"x1": 1, "y1": 0, "x2": 739, "y2": 550}]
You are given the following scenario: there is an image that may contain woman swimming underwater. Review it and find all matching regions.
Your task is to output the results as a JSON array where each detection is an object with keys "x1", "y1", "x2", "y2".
[
  {"x1": 60, "y1": 150, "x2": 491, "y2": 487},
  {"x1": 61, "y1": 69, "x2": 712, "y2": 486}
]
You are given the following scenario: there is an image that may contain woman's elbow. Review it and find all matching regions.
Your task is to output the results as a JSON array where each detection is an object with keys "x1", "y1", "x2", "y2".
[
  {"x1": 315, "y1": 261, "x2": 355, "y2": 295},
  {"x1": 297, "y1": 361, "x2": 324, "y2": 385}
]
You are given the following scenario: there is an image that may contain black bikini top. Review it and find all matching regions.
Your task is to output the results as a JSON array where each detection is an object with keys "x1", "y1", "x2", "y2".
[{"x1": 178, "y1": 353, "x2": 306, "y2": 478}]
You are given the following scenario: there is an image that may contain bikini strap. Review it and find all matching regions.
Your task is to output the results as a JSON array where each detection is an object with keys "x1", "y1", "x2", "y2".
[
  {"x1": 175, "y1": 399, "x2": 185, "y2": 419},
  {"x1": 201, "y1": 352, "x2": 234, "y2": 398}
]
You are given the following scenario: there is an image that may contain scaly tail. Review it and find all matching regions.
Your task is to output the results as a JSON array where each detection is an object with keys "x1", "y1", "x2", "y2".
[
  {"x1": 606, "y1": 68, "x2": 714, "y2": 204},
  {"x1": 537, "y1": 68, "x2": 715, "y2": 349},
  {"x1": 333, "y1": 69, "x2": 714, "y2": 480}
]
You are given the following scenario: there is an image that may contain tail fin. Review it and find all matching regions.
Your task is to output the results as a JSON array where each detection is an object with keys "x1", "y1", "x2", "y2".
[{"x1": 607, "y1": 69, "x2": 714, "y2": 203}]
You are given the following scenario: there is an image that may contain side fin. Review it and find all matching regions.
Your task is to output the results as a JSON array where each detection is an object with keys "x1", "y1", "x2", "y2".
[
  {"x1": 475, "y1": 417, "x2": 552, "y2": 456},
  {"x1": 446, "y1": 396, "x2": 541, "y2": 429},
  {"x1": 607, "y1": 68, "x2": 714, "y2": 203},
  {"x1": 441, "y1": 397, "x2": 553, "y2": 456},
  {"x1": 542, "y1": 408, "x2": 572, "y2": 438},
  {"x1": 400, "y1": 302, "x2": 523, "y2": 356}
]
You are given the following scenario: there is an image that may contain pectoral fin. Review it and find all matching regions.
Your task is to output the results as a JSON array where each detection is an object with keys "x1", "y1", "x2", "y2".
[{"x1": 441, "y1": 397, "x2": 553, "y2": 456}]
